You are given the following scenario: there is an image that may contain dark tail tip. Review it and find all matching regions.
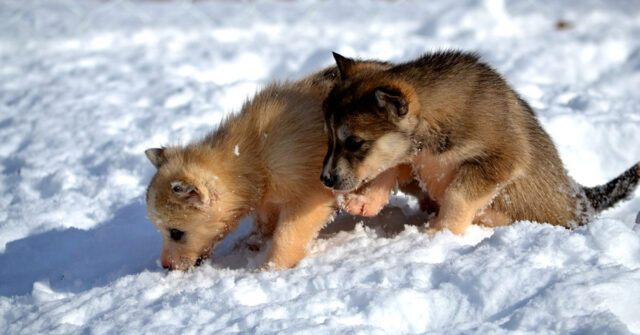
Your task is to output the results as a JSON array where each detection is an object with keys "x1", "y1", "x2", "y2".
[{"x1": 583, "y1": 162, "x2": 640, "y2": 213}]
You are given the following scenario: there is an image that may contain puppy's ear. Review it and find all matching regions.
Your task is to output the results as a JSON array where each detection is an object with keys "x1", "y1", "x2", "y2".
[
  {"x1": 170, "y1": 180, "x2": 213, "y2": 208},
  {"x1": 374, "y1": 88, "x2": 408, "y2": 118},
  {"x1": 145, "y1": 148, "x2": 166, "y2": 168},
  {"x1": 332, "y1": 52, "x2": 356, "y2": 81}
]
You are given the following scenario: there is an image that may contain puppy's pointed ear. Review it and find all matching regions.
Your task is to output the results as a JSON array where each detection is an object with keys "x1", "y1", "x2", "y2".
[
  {"x1": 145, "y1": 148, "x2": 166, "y2": 168},
  {"x1": 332, "y1": 52, "x2": 355, "y2": 80},
  {"x1": 375, "y1": 88, "x2": 408, "y2": 118},
  {"x1": 170, "y1": 180, "x2": 214, "y2": 208}
]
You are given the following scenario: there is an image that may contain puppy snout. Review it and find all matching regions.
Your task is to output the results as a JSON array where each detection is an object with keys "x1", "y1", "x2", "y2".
[
  {"x1": 161, "y1": 259, "x2": 175, "y2": 270},
  {"x1": 321, "y1": 172, "x2": 338, "y2": 188}
]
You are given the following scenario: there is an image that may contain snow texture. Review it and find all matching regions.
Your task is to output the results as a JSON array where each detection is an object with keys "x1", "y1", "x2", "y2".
[{"x1": 1, "y1": 0, "x2": 640, "y2": 334}]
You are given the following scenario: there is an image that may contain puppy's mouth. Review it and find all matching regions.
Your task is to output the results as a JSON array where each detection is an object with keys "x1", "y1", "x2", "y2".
[
  {"x1": 330, "y1": 179, "x2": 365, "y2": 194},
  {"x1": 194, "y1": 248, "x2": 213, "y2": 267},
  {"x1": 331, "y1": 185, "x2": 359, "y2": 194},
  {"x1": 194, "y1": 255, "x2": 207, "y2": 267},
  {"x1": 331, "y1": 189, "x2": 350, "y2": 194},
  {"x1": 320, "y1": 170, "x2": 367, "y2": 194}
]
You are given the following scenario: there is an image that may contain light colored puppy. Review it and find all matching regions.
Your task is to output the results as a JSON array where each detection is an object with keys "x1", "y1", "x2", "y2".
[{"x1": 145, "y1": 65, "x2": 411, "y2": 271}]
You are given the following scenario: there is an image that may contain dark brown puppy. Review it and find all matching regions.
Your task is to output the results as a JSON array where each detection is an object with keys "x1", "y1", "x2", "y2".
[{"x1": 321, "y1": 51, "x2": 640, "y2": 234}]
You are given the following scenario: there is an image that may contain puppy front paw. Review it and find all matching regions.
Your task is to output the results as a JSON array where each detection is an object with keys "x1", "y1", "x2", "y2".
[{"x1": 341, "y1": 191, "x2": 389, "y2": 217}]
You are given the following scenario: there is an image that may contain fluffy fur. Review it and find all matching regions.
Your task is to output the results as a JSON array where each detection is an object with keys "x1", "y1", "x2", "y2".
[
  {"x1": 145, "y1": 64, "x2": 414, "y2": 270},
  {"x1": 322, "y1": 51, "x2": 640, "y2": 234}
]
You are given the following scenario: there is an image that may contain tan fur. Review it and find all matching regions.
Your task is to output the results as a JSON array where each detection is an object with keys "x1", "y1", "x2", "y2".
[
  {"x1": 323, "y1": 51, "x2": 640, "y2": 234},
  {"x1": 145, "y1": 64, "x2": 404, "y2": 270},
  {"x1": 341, "y1": 164, "x2": 415, "y2": 217}
]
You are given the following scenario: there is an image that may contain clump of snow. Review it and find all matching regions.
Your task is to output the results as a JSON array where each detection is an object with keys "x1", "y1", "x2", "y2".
[{"x1": 1, "y1": 0, "x2": 640, "y2": 334}]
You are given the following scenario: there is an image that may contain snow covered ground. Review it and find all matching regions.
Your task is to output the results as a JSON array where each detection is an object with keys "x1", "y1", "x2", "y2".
[{"x1": 1, "y1": 0, "x2": 640, "y2": 333}]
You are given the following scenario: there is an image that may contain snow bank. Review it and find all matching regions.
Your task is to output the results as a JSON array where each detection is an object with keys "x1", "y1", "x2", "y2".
[
  {"x1": 2, "y1": 220, "x2": 639, "y2": 334},
  {"x1": 1, "y1": 0, "x2": 639, "y2": 334}
]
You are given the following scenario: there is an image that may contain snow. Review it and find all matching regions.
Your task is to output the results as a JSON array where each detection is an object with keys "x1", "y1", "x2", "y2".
[{"x1": 1, "y1": 0, "x2": 640, "y2": 334}]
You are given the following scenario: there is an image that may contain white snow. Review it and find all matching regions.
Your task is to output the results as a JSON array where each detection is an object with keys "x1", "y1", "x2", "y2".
[{"x1": 1, "y1": 0, "x2": 640, "y2": 334}]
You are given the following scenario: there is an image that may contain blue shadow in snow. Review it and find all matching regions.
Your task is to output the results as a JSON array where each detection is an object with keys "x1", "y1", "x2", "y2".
[
  {"x1": 0, "y1": 193, "x2": 439, "y2": 297},
  {"x1": 0, "y1": 198, "x2": 161, "y2": 297}
]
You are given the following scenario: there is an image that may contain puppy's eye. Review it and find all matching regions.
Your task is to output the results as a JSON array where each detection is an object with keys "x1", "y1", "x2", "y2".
[
  {"x1": 169, "y1": 228, "x2": 185, "y2": 241},
  {"x1": 172, "y1": 185, "x2": 183, "y2": 193},
  {"x1": 344, "y1": 136, "x2": 364, "y2": 152}
]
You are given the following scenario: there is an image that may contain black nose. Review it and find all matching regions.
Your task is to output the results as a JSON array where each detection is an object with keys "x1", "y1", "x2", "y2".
[{"x1": 321, "y1": 173, "x2": 337, "y2": 188}]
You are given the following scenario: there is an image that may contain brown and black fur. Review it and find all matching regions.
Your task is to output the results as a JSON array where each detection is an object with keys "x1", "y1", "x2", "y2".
[{"x1": 321, "y1": 51, "x2": 640, "y2": 234}]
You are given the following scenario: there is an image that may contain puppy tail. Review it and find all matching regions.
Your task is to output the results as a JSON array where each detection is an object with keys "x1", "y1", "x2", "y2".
[{"x1": 582, "y1": 162, "x2": 640, "y2": 213}]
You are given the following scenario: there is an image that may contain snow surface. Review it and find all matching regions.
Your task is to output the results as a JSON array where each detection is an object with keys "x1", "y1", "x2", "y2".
[{"x1": 1, "y1": 0, "x2": 640, "y2": 334}]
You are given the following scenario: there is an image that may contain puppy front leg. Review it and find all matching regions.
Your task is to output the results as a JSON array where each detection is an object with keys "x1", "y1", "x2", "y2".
[
  {"x1": 426, "y1": 191, "x2": 492, "y2": 235},
  {"x1": 426, "y1": 159, "x2": 512, "y2": 235},
  {"x1": 342, "y1": 164, "x2": 413, "y2": 217},
  {"x1": 245, "y1": 206, "x2": 280, "y2": 252},
  {"x1": 264, "y1": 194, "x2": 335, "y2": 269}
]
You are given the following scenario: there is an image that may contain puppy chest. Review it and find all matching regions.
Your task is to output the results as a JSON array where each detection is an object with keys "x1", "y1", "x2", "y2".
[{"x1": 413, "y1": 153, "x2": 458, "y2": 200}]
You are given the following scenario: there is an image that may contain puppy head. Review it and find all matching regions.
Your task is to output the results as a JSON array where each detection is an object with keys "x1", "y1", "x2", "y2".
[
  {"x1": 320, "y1": 53, "x2": 420, "y2": 192},
  {"x1": 145, "y1": 147, "x2": 241, "y2": 271},
  {"x1": 308, "y1": 57, "x2": 394, "y2": 94}
]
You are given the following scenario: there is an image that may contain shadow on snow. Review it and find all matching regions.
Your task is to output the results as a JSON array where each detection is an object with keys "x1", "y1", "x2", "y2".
[
  {"x1": 0, "y1": 198, "x2": 161, "y2": 297},
  {"x1": 0, "y1": 195, "x2": 429, "y2": 297}
]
